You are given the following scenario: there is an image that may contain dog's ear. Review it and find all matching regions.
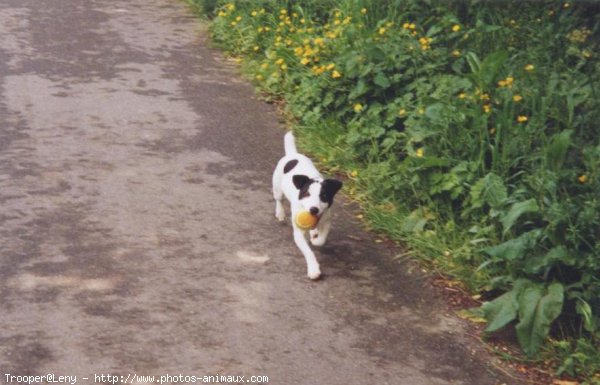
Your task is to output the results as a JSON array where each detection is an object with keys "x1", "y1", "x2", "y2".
[
  {"x1": 292, "y1": 174, "x2": 311, "y2": 190},
  {"x1": 320, "y1": 179, "x2": 343, "y2": 206}
]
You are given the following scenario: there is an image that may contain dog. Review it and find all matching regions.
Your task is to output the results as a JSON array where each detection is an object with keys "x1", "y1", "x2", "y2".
[{"x1": 272, "y1": 132, "x2": 343, "y2": 280}]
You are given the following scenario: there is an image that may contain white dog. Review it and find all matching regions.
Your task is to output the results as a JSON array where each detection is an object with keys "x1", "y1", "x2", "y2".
[{"x1": 272, "y1": 132, "x2": 343, "y2": 280}]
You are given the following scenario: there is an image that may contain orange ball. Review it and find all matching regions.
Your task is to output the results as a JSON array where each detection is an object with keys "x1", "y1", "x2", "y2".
[{"x1": 295, "y1": 210, "x2": 318, "y2": 230}]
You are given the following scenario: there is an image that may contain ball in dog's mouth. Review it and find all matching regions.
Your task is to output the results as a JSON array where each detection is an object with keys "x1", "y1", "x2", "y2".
[{"x1": 295, "y1": 211, "x2": 318, "y2": 230}]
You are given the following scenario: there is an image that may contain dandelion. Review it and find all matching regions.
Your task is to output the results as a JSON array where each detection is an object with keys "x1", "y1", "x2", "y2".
[
  {"x1": 332, "y1": 70, "x2": 342, "y2": 79},
  {"x1": 578, "y1": 174, "x2": 588, "y2": 184},
  {"x1": 353, "y1": 103, "x2": 363, "y2": 113},
  {"x1": 280, "y1": 9, "x2": 287, "y2": 15},
  {"x1": 483, "y1": 104, "x2": 491, "y2": 113},
  {"x1": 255, "y1": 74, "x2": 263, "y2": 81},
  {"x1": 350, "y1": 170, "x2": 358, "y2": 177},
  {"x1": 230, "y1": 21, "x2": 237, "y2": 26},
  {"x1": 398, "y1": 108, "x2": 406, "y2": 117},
  {"x1": 458, "y1": 92, "x2": 467, "y2": 99},
  {"x1": 517, "y1": 115, "x2": 528, "y2": 123},
  {"x1": 235, "y1": 16, "x2": 242, "y2": 22},
  {"x1": 563, "y1": 2, "x2": 570, "y2": 8},
  {"x1": 253, "y1": 46, "x2": 259, "y2": 52},
  {"x1": 452, "y1": 24, "x2": 461, "y2": 32},
  {"x1": 378, "y1": 27, "x2": 386, "y2": 35},
  {"x1": 513, "y1": 95, "x2": 523, "y2": 102},
  {"x1": 300, "y1": 57, "x2": 310, "y2": 65},
  {"x1": 275, "y1": 58, "x2": 284, "y2": 65},
  {"x1": 280, "y1": 64, "x2": 287, "y2": 71},
  {"x1": 217, "y1": 11, "x2": 227, "y2": 17},
  {"x1": 225, "y1": 3, "x2": 235, "y2": 11},
  {"x1": 452, "y1": 50, "x2": 461, "y2": 57},
  {"x1": 326, "y1": 63, "x2": 336, "y2": 70},
  {"x1": 524, "y1": 64, "x2": 535, "y2": 71},
  {"x1": 361, "y1": 8, "x2": 367, "y2": 14},
  {"x1": 251, "y1": 11, "x2": 258, "y2": 17},
  {"x1": 415, "y1": 148, "x2": 424, "y2": 157}
]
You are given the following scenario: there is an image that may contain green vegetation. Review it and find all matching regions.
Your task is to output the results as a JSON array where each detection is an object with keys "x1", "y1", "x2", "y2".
[{"x1": 189, "y1": 0, "x2": 599, "y2": 382}]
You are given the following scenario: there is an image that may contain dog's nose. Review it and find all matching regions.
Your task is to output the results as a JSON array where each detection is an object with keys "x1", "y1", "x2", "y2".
[{"x1": 309, "y1": 207, "x2": 319, "y2": 215}]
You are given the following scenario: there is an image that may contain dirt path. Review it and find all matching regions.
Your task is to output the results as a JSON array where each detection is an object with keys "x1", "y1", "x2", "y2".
[{"x1": 0, "y1": 1, "x2": 519, "y2": 384}]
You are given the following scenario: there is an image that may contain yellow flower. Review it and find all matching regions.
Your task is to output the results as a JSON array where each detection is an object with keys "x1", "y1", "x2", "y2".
[
  {"x1": 230, "y1": 21, "x2": 237, "y2": 26},
  {"x1": 353, "y1": 103, "x2": 363, "y2": 112},
  {"x1": 300, "y1": 57, "x2": 311, "y2": 65},
  {"x1": 524, "y1": 64, "x2": 535, "y2": 71},
  {"x1": 452, "y1": 50, "x2": 461, "y2": 57},
  {"x1": 280, "y1": 64, "x2": 288, "y2": 71},
  {"x1": 326, "y1": 63, "x2": 336, "y2": 70},
  {"x1": 217, "y1": 11, "x2": 227, "y2": 17},
  {"x1": 361, "y1": 8, "x2": 367, "y2": 14},
  {"x1": 280, "y1": 9, "x2": 287, "y2": 15},
  {"x1": 255, "y1": 74, "x2": 263, "y2": 81},
  {"x1": 350, "y1": 170, "x2": 359, "y2": 177},
  {"x1": 578, "y1": 174, "x2": 588, "y2": 184},
  {"x1": 513, "y1": 95, "x2": 523, "y2": 102},
  {"x1": 489, "y1": 127, "x2": 496, "y2": 135},
  {"x1": 253, "y1": 46, "x2": 260, "y2": 52},
  {"x1": 415, "y1": 148, "x2": 424, "y2": 157},
  {"x1": 452, "y1": 24, "x2": 461, "y2": 32},
  {"x1": 332, "y1": 70, "x2": 342, "y2": 79},
  {"x1": 563, "y1": 2, "x2": 570, "y2": 8},
  {"x1": 378, "y1": 27, "x2": 386, "y2": 35},
  {"x1": 398, "y1": 108, "x2": 406, "y2": 117},
  {"x1": 235, "y1": 16, "x2": 242, "y2": 22},
  {"x1": 251, "y1": 11, "x2": 258, "y2": 17},
  {"x1": 517, "y1": 115, "x2": 528, "y2": 123},
  {"x1": 312, "y1": 65, "x2": 326, "y2": 75},
  {"x1": 225, "y1": 3, "x2": 235, "y2": 11},
  {"x1": 483, "y1": 104, "x2": 491, "y2": 113},
  {"x1": 275, "y1": 58, "x2": 284, "y2": 65},
  {"x1": 260, "y1": 63, "x2": 269, "y2": 69},
  {"x1": 458, "y1": 92, "x2": 467, "y2": 99}
]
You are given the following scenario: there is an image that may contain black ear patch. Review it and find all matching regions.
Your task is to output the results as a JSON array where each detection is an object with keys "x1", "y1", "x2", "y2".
[
  {"x1": 284, "y1": 159, "x2": 299, "y2": 174},
  {"x1": 320, "y1": 179, "x2": 343, "y2": 206},
  {"x1": 292, "y1": 174, "x2": 310, "y2": 190}
]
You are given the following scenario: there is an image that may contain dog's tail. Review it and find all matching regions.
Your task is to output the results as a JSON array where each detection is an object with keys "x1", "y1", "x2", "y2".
[{"x1": 284, "y1": 131, "x2": 298, "y2": 155}]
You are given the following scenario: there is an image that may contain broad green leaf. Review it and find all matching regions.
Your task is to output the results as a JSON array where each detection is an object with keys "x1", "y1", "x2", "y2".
[
  {"x1": 373, "y1": 72, "x2": 391, "y2": 88},
  {"x1": 515, "y1": 283, "x2": 564, "y2": 357},
  {"x1": 501, "y1": 199, "x2": 539, "y2": 234},
  {"x1": 484, "y1": 229, "x2": 541, "y2": 261},
  {"x1": 545, "y1": 130, "x2": 573, "y2": 171},
  {"x1": 482, "y1": 289, "x2": 519, "y2": 332},
  {"x1": 470, "y1": 172, "x2": 507, "y2": 209},
  {"x1": 482, "y1": 279, "x2": 535, "y2": 333}
]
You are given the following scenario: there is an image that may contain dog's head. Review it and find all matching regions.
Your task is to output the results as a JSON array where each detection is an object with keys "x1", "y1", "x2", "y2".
[{"x1": 293, "y1": 175, "x2": 343, "y2": 217}]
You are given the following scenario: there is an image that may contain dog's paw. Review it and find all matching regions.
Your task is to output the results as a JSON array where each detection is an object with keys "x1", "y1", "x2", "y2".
[
  {"x1": 275, "y1": 212, "x2": 285, "y2": 222},
  {"x1": 307, "y1": 266, "x2": 321, "y2": 280}
]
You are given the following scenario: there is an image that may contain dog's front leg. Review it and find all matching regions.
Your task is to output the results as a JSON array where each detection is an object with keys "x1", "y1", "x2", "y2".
[{"x1": 293, "y1": 229, "x2": 321, "y2": 280}]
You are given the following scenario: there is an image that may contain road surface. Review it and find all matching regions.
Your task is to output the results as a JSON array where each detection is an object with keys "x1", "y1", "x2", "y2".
[{"x1": 0, "y1": 1, "x2": 519, "y2": 384}]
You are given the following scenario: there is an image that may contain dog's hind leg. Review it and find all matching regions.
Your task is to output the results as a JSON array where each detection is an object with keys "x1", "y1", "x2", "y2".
[
  {"x1": 293, "y1": 229, "x2": 321, "y2": 280},
  {"x1": 272, "y1": 169, "x2": 285, "y2": 221}
]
